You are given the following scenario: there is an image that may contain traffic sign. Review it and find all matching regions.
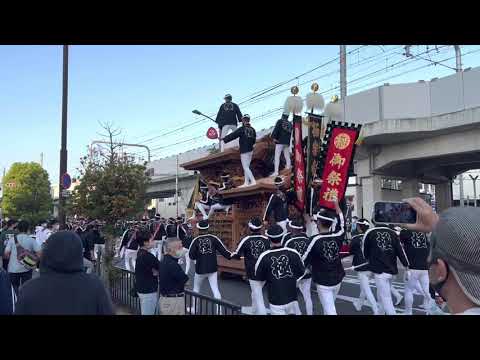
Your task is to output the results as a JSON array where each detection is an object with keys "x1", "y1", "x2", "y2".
[{"x1": 62, "y1": 173, "x2": 71, "y2": 189}]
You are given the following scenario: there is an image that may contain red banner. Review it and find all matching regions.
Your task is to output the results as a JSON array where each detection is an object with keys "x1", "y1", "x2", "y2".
[
  {"x1": 318, "y1": 127, "x2": 357, "y2": 210},
  {"x1": 293, "y1": 115, "x2": 306, "y2": 210}
]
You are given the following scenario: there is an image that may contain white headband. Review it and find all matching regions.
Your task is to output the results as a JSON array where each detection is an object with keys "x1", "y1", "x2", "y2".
[
  {"x1": 288, "y1": 220, "x2": 303, "y2": 230},
  {"x1": 248, "y1": 222, "x2": 263, "y2": 230}
]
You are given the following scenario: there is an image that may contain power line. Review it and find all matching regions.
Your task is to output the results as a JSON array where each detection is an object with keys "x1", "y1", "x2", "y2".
[{"x1": 133, "y1": 46, "x2": 368, "y2": 145}]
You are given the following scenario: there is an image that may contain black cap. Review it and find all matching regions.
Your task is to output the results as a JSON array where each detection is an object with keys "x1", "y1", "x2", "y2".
[
  {"x1": 266, "y1": 224, "x2": 285, "y2": 243},
  {"x1": 248, "y1": 217, "x2": 263, "y2": 230},
  {"x1": 242, "y1": 114, "x2": 251, "y2": 120},
  {"x1": 197, "y1": 220, "x2": 209, "y2": 230},
  {"x1": 274, "y1": 177, "x2": 283, "y2": 186},
  {"x1": 224, "y1": 94, "x2": 232, "y2": 100},
  {"x1": 155, "y1": 213, "x2": 161, "y2": 219}
]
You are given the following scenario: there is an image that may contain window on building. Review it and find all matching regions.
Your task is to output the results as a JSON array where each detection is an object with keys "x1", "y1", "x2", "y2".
[{"x1": 381, "y1": 178, "x2": 402, "y2": 191}]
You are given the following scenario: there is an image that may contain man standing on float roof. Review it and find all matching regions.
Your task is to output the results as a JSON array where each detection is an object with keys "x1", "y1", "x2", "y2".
[
  {"x1": 216, "y1": 94, "x2": 242, "y2": 152},
  {"x1": 221, "y1": 114, "x2": 257, "y2": 188}
]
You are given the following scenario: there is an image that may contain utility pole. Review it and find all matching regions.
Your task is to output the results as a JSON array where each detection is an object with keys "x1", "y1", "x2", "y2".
[
  {"x1": 470, "y1": 174, "x2": 478, "y2": 207},
  {"x1": 58, "y1": 45, "x2": 69, "y2": 229},
  {"x1": 40, "y1": 152, "x2": 44, "y2": 168},
  {"x1": 176, "y1": 155, "x2": 179, "y2": 217},
  {"x1": 454, "y1": 45, "x2": 462, "y2": 72},
  {"x1": 340, "y1": 45, "x2": 347, "y2": 99}
]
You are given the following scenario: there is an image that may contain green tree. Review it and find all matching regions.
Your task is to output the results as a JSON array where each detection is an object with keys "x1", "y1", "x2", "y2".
[
  {"x1": 2, "y1": 162, "x2": 53, "y2": 227},
  {"x1": 71, "y1": 122, "x2": 150, "y2": 288}
]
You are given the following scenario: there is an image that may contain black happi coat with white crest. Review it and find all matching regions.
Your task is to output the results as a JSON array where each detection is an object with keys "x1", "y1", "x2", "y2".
[
  {"x1": 362, "y1": 227, "x2": 409, "y2": 275},
  {"x1": 188, "y1": 234, "x2": 231, "y2": 274},
  {"x1": 231, "y1": 234, "x2": 270, "y2": 280},
  {"x1": 254, "y1": 247, "x2": 305, "y2": 306}
]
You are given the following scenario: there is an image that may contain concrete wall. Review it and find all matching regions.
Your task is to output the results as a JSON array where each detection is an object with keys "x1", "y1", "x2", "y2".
[
  {"x1": 343, "y1": 87, "x2": 380, "y2": 123},
  {"x1": 337, "y1": 66, "x2": 480, "y2": 124},
  {"x1": 382, "y1": 82, "x2": 431, "y2": 119}
]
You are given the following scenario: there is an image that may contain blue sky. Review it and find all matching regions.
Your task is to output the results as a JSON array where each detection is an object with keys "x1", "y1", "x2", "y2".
[{"x1": 1, "y1": 45, "x2": 480, "y2": 184}]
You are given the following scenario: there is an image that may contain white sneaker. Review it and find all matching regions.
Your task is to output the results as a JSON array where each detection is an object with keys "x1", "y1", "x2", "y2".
[
  {"x1": 239, "y1": 184, "x2": 249, "y2": 188},
  {"x1": 270, "y1": 172, "x2": 279, "y2": 177},
  {"x1": 353, "y1": 299, "x2": 363, "y2": 312}
]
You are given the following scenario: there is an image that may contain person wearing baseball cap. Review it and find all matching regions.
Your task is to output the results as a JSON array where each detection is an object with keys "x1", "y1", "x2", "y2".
[
  {"x1": 221, "y1": 114, "x2": 257, "y2": 188},
  {"x1": 404, "y1": 197, "x2": 480, "y2": 315},
  {"x1": 216, "y1": 93, "x2": 243, "y2": 152},
  {"x1": 254, "y1": 224, "x2": 305, "y2": 315}
]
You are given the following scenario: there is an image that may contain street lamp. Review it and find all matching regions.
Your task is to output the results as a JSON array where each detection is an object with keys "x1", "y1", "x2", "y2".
[{"x1": 192, "y1": 109, "x2": 220, "y2": 149}]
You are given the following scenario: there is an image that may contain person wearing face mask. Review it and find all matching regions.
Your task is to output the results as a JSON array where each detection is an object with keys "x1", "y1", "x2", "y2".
[
  {"x1": 158, "y1": 238, "x2": 189, "y2": 315},
  {"x1": 403, "y1": 198, "x2": 480, "y2": 315}
]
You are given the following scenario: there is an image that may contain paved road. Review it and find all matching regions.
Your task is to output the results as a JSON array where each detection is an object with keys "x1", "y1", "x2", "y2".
[{"x1": 116, "y1": 256, "x2": 438, "y2": 315}]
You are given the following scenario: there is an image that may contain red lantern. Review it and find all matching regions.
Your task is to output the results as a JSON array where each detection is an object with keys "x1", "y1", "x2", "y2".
[{"x1": 206, "y1": 127, "x2": 218, "y2": 139}]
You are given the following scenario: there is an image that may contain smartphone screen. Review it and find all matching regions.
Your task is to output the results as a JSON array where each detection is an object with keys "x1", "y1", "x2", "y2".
[{"x1": 373, "y1": 201, "x2": 417, "y2": 224}]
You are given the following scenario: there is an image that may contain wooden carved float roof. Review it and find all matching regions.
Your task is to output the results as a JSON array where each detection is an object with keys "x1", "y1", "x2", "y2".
[
  {"x1": 181, "y1": 138, "x2": 272, "y2": 171},
  {"x1": 219, "y1": 168, "x2": 292, "y2": 199}
]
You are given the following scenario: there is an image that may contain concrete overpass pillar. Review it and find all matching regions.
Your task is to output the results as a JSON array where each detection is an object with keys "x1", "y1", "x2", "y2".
[
  {"x1": 436, "y1": 181, "x2": 453, "y2": 213},
  {"x1": 401, "y1": 179, "x2": 419, "y2": 199},
  {"x1": 359, "y1": 175, "x2": 382, "y2": 220}
]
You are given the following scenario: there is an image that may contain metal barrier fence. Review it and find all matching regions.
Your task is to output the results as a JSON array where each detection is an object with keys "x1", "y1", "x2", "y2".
[{"x1": 97, "y1": 260, "x2": 241, "y2": 315}]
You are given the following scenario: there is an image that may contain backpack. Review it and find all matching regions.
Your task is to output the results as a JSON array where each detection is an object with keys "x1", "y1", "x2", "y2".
[{"x1": 14, "y1": 235, "x2": 39, "y2": 270}]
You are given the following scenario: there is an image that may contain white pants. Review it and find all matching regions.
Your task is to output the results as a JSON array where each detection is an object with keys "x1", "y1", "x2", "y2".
[
  {"x1": 374, "y1": 273, "x2": 396, "y2": 315},
  {"x1": 298, "y1": 278, "x2": 313, "y2": 315},
  {"x1": 93, "y1": 244, "x2": 105, "y2": 260},
  {"x1": 196, "y1": 202, "x2": 210, "y2": 220},
  {"x1": 125, "y1": 249, "x2": 137, "y2": 272},
  {"x1": 193, "y1": 272, "x2": 221, "y2": 299},
  {"x1": 277, "y1": 220, "x2": 288, "y2": 234},
  {"x1": 404, "y1": 269, "x2": 431, "y2": 315},
  {"x1": 316, "y1": 283, "x2": 341, "y2": 315},
  {"x1": 138, "y1": 292, "x2": 158, "y2": 315},
  {"x1": 273, "y1": 144, "x2": 291, "y2": 175},
  {"x1": 240, "y1": 151, "x2": 256, "y2": 186},
  {"x1": 249, "y1": 279, "x2": 267, "y2": 315},
  {"x1": 270, "y1": 301, "x2": 300, "y2": 315},
  {"x1": 207, "y1": 203, "x2": 231, "y2": 218},
  {"x1": 220, "y1": 125, "x2": 238, "y2": 151},
  {"x1": 357, "y1": 271, "x2": 379, "y2": 315},
  {"x1": 184, "y1": 248, "x2": 192, "y2": 274},
  {"x1": 83, "y1": 258, "x2": 94, "y2": 274}
]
